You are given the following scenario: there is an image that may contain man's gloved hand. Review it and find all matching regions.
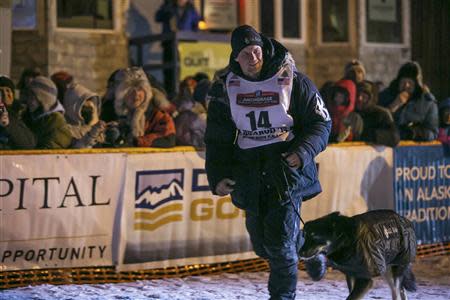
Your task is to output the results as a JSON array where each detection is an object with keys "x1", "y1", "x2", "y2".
[
  {"x1": 282, "y1": 152, "x2": 302, "y2": 169},
  {"x1": 215, "y1": 178, "x2": 236, "y2": 196}
]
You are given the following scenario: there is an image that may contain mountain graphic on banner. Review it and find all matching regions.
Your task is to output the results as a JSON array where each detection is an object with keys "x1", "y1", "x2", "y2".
[{"x1": 135, "y1": 180, "x2": 183, "y2": 209}]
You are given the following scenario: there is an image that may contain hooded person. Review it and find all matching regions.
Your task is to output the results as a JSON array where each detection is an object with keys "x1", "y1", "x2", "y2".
[
  {"x1": 51, "y1": 71, "x2": 75, "y2": 105},
  {"x1": 437, "y1": 97, "x2": 450, "y2": 146},
  {"x1": 343, "y1": 59, "x2": 366, "y2": 84},
  {"x1": 22, "y1": 76, "x2": 72, "y2": 149},
  {"x1": 379, "y1": 61, "x2": 439, "y2": 141},
  {"x1": 355, "y1": 80, "x2": 400, "y2": 147},
  {"x1": 327, "y1": 79, "x2": 363, "y2": 142},
  {"x1": 114, "y1": 67, "x2": 176, "y2": 147},
  {"x1": 63, "y1": 83, "x2": 106, "y2": 148},
  {"x1": 205, "y1": 25, "x2": 331, "y2": 299}
]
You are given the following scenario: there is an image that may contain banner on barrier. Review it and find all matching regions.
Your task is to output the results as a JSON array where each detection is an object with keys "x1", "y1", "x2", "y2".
[
  {"x1": 394, "y1": 145, "x2": 450, "y2": 244},
  {"x1": 303, "y1": 145, "x2": 394, "y2": 221},
  {"x1": 118, "y1": 152, "x2": 255, "y2": 271},
  {"x1": 0, "y1": 154, "x2": 126, "y2": 271}
]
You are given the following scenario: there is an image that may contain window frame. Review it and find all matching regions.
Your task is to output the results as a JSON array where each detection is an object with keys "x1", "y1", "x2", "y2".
[
  {"x1": 360, "y1": 0, "x2": 409, "y2": 48},
  {"x1": 51, "y1": 0, "x2": 119, "y2": 34},
  {"x1": 317, "y1": 0, "x2": 352, "y2": 46},
  {"x1": 257, "y1": 0, "x2": 307, "y2": 44}
]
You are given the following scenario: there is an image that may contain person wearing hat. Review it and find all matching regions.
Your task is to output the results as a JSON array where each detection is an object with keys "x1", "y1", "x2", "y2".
[
  {"x1": 114, "y1": 67, "x2": 176, "y2": 147},
  {"x1": 22, "y1": 76, "x2": 72, "y2": 149},
  {"x1": 0, "y1": 75, "x2": 36, "y2": 149},
  {"x1": 355, "y1": 80, "x2": 400, "y2": 147},
  {"x1": 204, "y1": 24, "x2": 331, "y2": 299},
  {"x1": 378, "y1": 61, "x2": 439, "y2": 141},
  {"x1": 343, "y1": 59, "x2": 366, "y2": 84},
  {"x1": 0, "y1": 75, "x2": 26, "y2": 119}
]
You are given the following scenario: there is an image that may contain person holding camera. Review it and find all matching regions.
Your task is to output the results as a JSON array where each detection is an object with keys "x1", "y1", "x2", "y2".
[{"x1": 378, "y1": 61, "x2": 439, "y2": 141}]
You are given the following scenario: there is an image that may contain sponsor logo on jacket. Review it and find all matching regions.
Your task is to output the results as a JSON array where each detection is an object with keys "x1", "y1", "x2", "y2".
[{"x1": 236, "y1": 90, "x2": 280, "y2": 107}]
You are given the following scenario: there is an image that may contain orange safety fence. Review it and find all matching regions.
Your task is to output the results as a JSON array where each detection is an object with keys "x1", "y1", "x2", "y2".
[{"x1": 1, "y1": 242, "x2": 448, "y2": 289}]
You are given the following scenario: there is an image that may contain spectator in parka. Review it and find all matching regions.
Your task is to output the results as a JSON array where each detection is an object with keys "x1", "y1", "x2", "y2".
[
  {"x1": 174, "y1": 78, "x2": 209, "y2": 148},
  {"x1": 355, "y1": 80, "x2": 400, "y2": 147},
  {"x1": 51, "y1": 71, "x2": 75, "y2": 105},
  {"x1": 17, "y1": 67, "x2": 42, "y2": 104},
  {"x1": 438, "y1": 98, "x2": 450, "y2": 146},
  {"x1": 0, "y1": 95, "x2": 36, "y2": 150},
  {"x1": 379, "y1": 61, "x2": 439, "y2": 141},
  {"x1": 22, "y1": 76, "x2": 72, "y2": 149},
  {"x1": 0, "y1": 75, "x2": 26, "y2": 118},
  {"x1": 327, "y1": 79, "x2": 363, "y2": 142},
  {"x1": 63, "y1": 83, "x2": 106, "y2": 148},
  {"x1": 343, "y1": 59, "x2": 366, "y2": 84},
  {"x1": 101, "y1": 69, "x2": 176, "y2": 123},
  {"x1": 100, "y1": 69, "x2": 121, "y2": 123},
  {"x1": 205, "y1": 25, "x2": 331, "y2": 299},
  {"x1": 114, "y1": 67, "x2": 176, "y2": 147}
]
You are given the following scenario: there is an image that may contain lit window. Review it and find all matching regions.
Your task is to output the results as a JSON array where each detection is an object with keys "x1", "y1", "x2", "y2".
[{"x1": 57, "y1": 0, "x2": 113, "y2": 29}]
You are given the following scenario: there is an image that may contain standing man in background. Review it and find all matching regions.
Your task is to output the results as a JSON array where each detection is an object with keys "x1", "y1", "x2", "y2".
[
  {"x1": 204, "y1": 25, "x2": 331, "y2": 299},
  {"x1": 155, "y1": 0, "x2": 200, "y2": 95}
]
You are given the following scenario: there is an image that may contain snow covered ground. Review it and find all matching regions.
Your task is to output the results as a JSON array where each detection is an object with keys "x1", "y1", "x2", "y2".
[{"x1": 2, "y1": 255, "x2": 449, "y2": 300}]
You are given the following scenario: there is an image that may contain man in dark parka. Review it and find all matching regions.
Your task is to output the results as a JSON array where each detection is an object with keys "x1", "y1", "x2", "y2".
[{"x1": 204, "y1": 25, "x2": 331, "y2": 299}]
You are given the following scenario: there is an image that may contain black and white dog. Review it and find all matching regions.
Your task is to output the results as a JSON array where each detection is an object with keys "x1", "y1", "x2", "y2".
[{"x1": 299, "y1": 210, "x2": 417, "y2": 300}]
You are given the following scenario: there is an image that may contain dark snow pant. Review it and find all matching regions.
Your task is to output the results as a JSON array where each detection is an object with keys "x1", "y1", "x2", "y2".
[{"x1": 245, "y1": 195, "x2": 303, "y2": 300}]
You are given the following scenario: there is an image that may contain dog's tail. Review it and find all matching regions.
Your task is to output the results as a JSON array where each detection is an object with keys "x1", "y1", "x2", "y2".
[{"x1": 401, "y1": 264, "x2": 417, "y2": 292}]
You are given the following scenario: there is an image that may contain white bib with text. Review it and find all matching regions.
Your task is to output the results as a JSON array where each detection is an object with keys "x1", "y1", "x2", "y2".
[{"x1": 226, "y1": 64, "x2": 295, "y2": 149}]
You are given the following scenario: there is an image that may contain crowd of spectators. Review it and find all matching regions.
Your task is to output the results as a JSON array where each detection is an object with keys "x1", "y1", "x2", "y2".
[
  {"x1": 0, "y1": 66, "x2": 209, "y2": 150},
  {"x1": 321, "y1": 60, "x2": 448, "y2": 148},
  {"x1": 0, "y1": 59, "x2": 448, "y2": 150}
]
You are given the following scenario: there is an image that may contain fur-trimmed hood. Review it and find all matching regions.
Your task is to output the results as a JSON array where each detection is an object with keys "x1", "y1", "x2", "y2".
[
  {"x1": 63, "y1": 83, "x2": 100, "y2": 126},
  {"x1": 114, "y1": 67, "x2": 153, "y2": 117},
  {"x1": 114, "y1": 67, "x2": 153, "y2": 138}
]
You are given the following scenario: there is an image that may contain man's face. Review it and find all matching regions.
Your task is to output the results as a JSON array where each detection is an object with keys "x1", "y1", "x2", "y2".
[
  {"x1": 125, "y1": 88, "x2": 146, "y2": 109},
  {"x1": 356, "y1": 91, "x2": 370, "y2": 111},
  {"x1": 0, "y1": 87, "x2": 14, "y2": 106},
  {"x1": 399, "y1": 78, "x2": 415, "y2": 95},
  {"x1": 235, "y1": 45, "x2": 263, "y2": 79}
]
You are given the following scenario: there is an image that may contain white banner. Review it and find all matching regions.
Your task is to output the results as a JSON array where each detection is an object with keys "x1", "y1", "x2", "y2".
[
  {"x1": 303, "y1": 145, "x2": 394, "y2": 221},
  {"x1": 118, "y1": 152, "x2": 255, "y2": 271},
  {"x1": 0, "y1": 153, "x2": 126, "y2": 271}
]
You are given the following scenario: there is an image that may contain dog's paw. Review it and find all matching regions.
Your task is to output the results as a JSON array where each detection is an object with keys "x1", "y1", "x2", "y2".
[{"x1": 304, "y1": 254, "x2": 327, "y2": 281}]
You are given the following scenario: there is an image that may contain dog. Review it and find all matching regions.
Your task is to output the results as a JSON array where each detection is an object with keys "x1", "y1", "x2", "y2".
[{"x1": 298, "y1": 210, "x2": 417, "y2": 300}]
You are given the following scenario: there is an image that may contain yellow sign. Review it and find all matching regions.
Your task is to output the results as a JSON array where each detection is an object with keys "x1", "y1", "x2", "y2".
[{"x1": 178, "y1": 41, "x2": 231, "y2": 80}]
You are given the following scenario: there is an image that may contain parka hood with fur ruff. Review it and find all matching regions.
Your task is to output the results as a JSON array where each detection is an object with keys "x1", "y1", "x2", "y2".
[
  {"x1": 63, "y1": 83, "x2": 101, "y2": 126},
  {"x1": 114, "y1": 67, "x2": 153, "y2": 138}
]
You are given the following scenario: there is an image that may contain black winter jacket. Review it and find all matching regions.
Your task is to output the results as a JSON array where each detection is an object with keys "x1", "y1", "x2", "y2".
[
  {"x1": 204, "y1": 36, "x2": 331, "y2": 215},
  {"x1": 327, "y1": 210, "x2": 416, "y2": 278}
]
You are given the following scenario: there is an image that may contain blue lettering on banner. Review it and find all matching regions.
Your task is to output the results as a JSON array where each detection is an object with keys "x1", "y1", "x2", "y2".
[{"x1": 394, "y1": 145, "x2": 450, "y2": 245}]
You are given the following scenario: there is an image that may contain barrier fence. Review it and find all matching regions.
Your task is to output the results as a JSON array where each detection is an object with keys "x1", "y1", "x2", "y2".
[{"x1": 1, "y1": 143, "x2": 449, "y2": 288}]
